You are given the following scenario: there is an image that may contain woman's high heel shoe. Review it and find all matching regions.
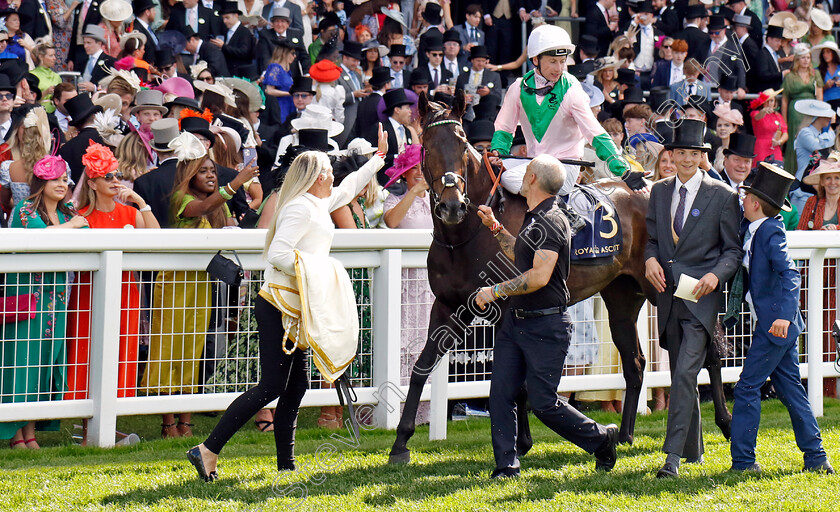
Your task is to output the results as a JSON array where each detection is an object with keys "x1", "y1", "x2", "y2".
[{"x1": 186, "y1": 446, "x2": 218, "y2": 482}]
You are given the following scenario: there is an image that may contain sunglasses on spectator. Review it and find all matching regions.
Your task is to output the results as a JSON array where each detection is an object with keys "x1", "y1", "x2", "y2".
[
  {"x1": 710, "y1": 30, "x2": 723, "y2": 35},
  {"x1": 0, "y1": 92, "x2": 14, "y2": 100},
  {"x1": 100, "y1": 172, "x2": 124, "y2": 181},
  {"x1": 429, "y1": 52, "x2": 443, "y2": 57},
  {"x1": 473, "y1": 144, "x2": 491, "y2": 153},
  {"x1": 663, "y1": 45, "x2": 672, "y2": 49},
  {"x1": 0, "y1": 38, "x2": 7, "y2": 43}
]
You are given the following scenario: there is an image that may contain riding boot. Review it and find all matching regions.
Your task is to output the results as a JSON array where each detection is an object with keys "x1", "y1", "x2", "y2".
[{"x1": 556, "y1": 196, "x2": 585, "y2": 234}]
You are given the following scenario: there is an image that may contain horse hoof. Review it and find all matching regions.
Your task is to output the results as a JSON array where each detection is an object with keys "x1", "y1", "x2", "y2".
[{"x1": 388, "y1": 451, "x2": 411, "y2": 465}]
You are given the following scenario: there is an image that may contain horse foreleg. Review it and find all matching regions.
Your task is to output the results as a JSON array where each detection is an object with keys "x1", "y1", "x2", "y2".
[
  {"x1": 705, "y1": 347, "x2": 732, "y2": 440},
  {"x1": 389, "y1": 302, "x2": 467, "y2": 464},
  {"x1": 600, "y1": 279, "x2": 647, "y2": 445}
]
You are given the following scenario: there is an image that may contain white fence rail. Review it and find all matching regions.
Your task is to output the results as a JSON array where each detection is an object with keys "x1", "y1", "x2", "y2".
[{"x1": 0, "y1": 229, "x2": 838, "y2": 447}]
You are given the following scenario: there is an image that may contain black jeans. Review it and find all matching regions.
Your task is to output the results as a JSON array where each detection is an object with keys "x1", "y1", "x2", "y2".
[
  {"x1": 204, "y1": 296, "x2": 308, "y2": 470},
  {"x1": 489, "y1": 310, "x2": 608, "y2": 471}
]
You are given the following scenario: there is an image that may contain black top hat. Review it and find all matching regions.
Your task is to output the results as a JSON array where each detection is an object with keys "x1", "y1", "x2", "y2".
[
  {"x1": 297, "y1": 128, "x2": 330, "y2": 152},
  {"x1": 666, "y1": 118, "x2": 711, "y2": 151},
  {"x1": 318, "y1": 12, "x2": 341, "y2": 32},
  {"x1": 65, "y1": 93, "x2": 103, "y2": 127},
  {"x1": 369, "y1": 66, "x2": 393, "y2": 88},
  {"x1": 155, "y1": 49, "x2": 176, "y2": 68},
  {"x1": 180, "y1": 116, "x2": 216, "y2": 148},
  {"x1": 468, "y1": 45, "x2": 490, "y2": 60},
  {"x1": 684, "y1": 95, "x2": 710, "y2": 117},
  {"x1": 165, "y1": 96, "x2": 200, "y2": 111},
  {"x1": 443, "y1": 29, "x2": 460, "y2": 44},
  {"x1": 636, "y1": 1, "x2": 655, "y2": 13},
  {"x1": 566, "y1": 64, "x2": 587, "y2": 80},
  {"x1": 133, "y1": 67, "x2": 149, "y2": 82},
  {"x1": 622, "y1": 87, "x2": 645, "y2": 105},
  {"x1": 0, "y1": 73, "x2": 15, "y2": 94},
  {"x1": 742, "y1": 161, "x2": 794, "y2": 211},
  {"x1": 467, "y1": 120, "x2": 495, "y2": 144},
  {"x1": 647, "y1": 86, "x2": 671, "y2": 112},
  {"x1": 723, "y1": 132, "x2": 756, "y2": 158},
  {"x1": 216, "y1": 113, "x2": 250, "y2": 144},
  {"x1": 289, "y1": 76, "x2": 315, "y2": 94},
  {"x1": 133, "y1": 0, "x2": 157, "y2": 15},
  {"x1": 25, "y1": 73, "x2": 40, "y2": 102},
  {"x1": 181, "y1": 26, "x2": 201, "y2": 40},
  {"x1": 425, "y1": 32, "x2": 444, "y2": 52},
  {"x1": 579, "y1": 35, "x2": 599, "y2": 56},
  {"x1": 727, "y1": 0, "x2": 746, "y2": 5},
  {"x1": 718, "y1": 72, "x2": 738, "y2": 91},
  {"x1": 766, "y1": 24, "x2": 784, "y2": 39},
  {"x1": 409, "y1": 67, "x2": 431, "y2": 86},
  {"x1": 383, "y1": 88, "x2": 413, "y2": 113},
  {"x1": 685, "y1": 4, "x2": 708, "y2": 19},
  {"x1": 340, "y1": 41, "x2": 363, "y2": 61},
  {"x1": 390, "y1": 44, "x2": 407, "y2": 58},
  {"x1": 617, "y1": 68, "x2": 637, "y2": 86},
  {"x1": 0, "y1": 59, "x2": 27, "y2": 86},
  {"x1": 708, "y1": 15, "x2": 726, "y2": 32},
  {"x1": 422, "y1": 3, "x2": 443, "y2": 25},
  {"x1": 220, "y1": 1, "x2": 241, "y2": 15}
]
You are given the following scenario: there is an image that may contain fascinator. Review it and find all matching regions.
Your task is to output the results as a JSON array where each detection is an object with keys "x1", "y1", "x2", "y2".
[
  {"x1": 82, "y1": 140, "x2": 119, "y2": 179},
  {"x1": 168, "y1": 131, "x2": 208, "y2": 162},
  {"x1": 33, "y1": 155, "x2": 68, "y2": 181}
]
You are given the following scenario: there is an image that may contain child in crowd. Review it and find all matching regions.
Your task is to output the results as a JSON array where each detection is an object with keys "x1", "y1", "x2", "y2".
[{"x1": 730, "y1": 162, "x2": 834, "y2": 474}]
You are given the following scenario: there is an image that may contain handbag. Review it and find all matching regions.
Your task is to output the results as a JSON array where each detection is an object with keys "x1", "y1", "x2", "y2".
[
  {"x1": 206, "y1": 251, "x2": 244, "y2": 287},
  {"x1": 238, "y1": 208, "x2": 261, "y2": 229},
  {"x1": 1, "y1": 294, "x2": 37, "y2": 325}
]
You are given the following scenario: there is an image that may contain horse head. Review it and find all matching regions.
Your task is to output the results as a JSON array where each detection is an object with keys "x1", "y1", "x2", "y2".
[{"x1": 418, "y1": 89, "x2": 475, "y2": 225}]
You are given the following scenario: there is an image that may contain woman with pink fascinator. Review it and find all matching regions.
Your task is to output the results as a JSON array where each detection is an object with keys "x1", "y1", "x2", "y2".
[
  {"x1": 712, "y1": 102, "x2": 745, "y2": 170},
  {"x1": 0, "y1": 154, "x2": 88, "y2": 450}
]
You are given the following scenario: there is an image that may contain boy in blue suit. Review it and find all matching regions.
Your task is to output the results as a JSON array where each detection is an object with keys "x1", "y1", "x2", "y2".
[{"x1": 730, "y1": 162, "x2": 834, "y2": 474}]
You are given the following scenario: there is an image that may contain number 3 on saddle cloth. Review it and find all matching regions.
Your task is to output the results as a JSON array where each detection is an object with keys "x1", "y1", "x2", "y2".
[{"x1": 499, "y1": 158, "x2": 622, "y2": 264}]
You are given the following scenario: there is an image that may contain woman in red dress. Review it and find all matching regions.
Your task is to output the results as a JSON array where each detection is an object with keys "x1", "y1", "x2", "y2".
[
  {"x1": 65, "y1": 142, "x2": 159, "y2": 442},
  {"x1": 750, "y1": 88, "x2": 788, "y2": 164}
]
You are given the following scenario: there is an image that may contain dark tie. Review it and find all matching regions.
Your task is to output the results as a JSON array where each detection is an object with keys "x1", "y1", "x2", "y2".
[
  {"x1": 471, "y1": 27, "x2": 477, "y2": 41},
  {"x1": 673, "y1": 185, "x2": 687, "y2": 237},
  {"x1": 433, "y1": 67, "x2": 439, "y2": 88}
]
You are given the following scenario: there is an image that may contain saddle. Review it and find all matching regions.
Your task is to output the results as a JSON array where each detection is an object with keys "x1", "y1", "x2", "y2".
[{"x1": 565, "y1": 185, "x2": 622, "y2": 264}]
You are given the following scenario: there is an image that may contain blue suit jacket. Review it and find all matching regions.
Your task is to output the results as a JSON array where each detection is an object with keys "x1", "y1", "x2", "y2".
[
  {"x1": 747, "y1": 216, "x2": 806, "y2": 345},
  {"x1": 668, "y1": 79, "x2": 712, "y2": 106}
]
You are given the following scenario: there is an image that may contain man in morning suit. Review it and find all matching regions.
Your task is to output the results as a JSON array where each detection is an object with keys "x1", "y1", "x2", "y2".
[
  {"x1": 132, "y1": 0, "x2": 159, "y2": 66},
  {"x1": 729, "y1": 162, "x2": 834, "y2": 474},
  {"x1": 256, "y1": 7, "x2": 307, "y2": 75},
  {"x1": 644, "y1": 118, "x2": 743, "y2": 478},
  {"x1": 58, "y1": 93, "x2": 105, "y2": 183},
  {"x1": 370, "y1": 88, "x2": 413, "y2": 190},
  {"x1": 19, "y1": 0, "x2": 52, "y2": 41},
  {"x1": 167, "y1": 0, "x2": 222, "y2": 38},
  {"x1": 212, "y1": 1, "x2": 256, "y2": 78},
  {"x1": 261, "y1": 0, "x2": 303, "y2": 32},
  {"x1": 586, "y1": 0, "x2": 619, "y2": 57},
  {"x1": 69, "y1": 0, "x2": 103, "y2": 70},
  {"x1": 726, "y1": 0, "x2": 762, "y2": 47},
  {"x1": 184, "y1": 27, "x2": 230, "y2": 78},
  {"x1": 455, "y1": 45, "x2": 502, "y2": 122},
  {"x1": 757, "y1": 24, "x2": 785, "y2": 92},
  {"x1": 673, "y1": 4, "x2": 710, "y2": 63}
]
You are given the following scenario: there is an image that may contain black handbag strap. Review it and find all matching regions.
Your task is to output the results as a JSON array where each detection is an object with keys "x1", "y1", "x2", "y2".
[{"x1": 216, "y1": 250, "x2": 243, "y2": 268}]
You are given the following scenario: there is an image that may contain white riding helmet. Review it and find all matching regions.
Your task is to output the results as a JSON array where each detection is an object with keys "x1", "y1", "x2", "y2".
[{"x1": 527, "y1": 24, "x2": 575, "y2": 59}]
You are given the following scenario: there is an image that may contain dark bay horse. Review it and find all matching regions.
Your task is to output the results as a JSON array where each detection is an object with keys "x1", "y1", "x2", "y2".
[{"x1": 388, "y1": 90, "x2": 732, "y2": 464}]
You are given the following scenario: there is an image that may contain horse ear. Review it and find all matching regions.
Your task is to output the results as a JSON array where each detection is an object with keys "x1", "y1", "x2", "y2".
[
  {"x1": 418, "y1": 92, "x2": 430, "y2": 119},
  {"x1": 452, "y1": 89, "x2": 467, "y2": 120}
]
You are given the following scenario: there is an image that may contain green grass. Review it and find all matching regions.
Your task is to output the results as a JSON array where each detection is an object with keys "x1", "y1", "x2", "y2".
[{"x1": 1, "y1": 400, "x2": 838, "y2": 511}]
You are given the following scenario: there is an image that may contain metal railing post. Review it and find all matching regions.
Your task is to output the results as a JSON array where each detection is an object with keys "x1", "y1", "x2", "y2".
[
  {"x1": 372, "y1": 249, "x2": 403, "y2": 429},
  {"x1": 87, "y1": 251, "x2": 124, "y2": 447},
  {"x1": 807, "y1": 249, "x2": 826, "y2": 417}
]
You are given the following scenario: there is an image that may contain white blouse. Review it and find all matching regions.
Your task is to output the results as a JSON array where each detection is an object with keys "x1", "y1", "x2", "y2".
[{"x1": 264, "y1": 154, "x2": 383, "y2": 277}]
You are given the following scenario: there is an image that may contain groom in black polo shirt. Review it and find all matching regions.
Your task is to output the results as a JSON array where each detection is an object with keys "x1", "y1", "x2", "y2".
[{"x1": 475, "y1": 154, "x2": 619, "y2": 479}]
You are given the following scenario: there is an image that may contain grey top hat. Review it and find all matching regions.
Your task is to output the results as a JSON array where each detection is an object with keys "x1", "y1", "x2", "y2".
[
  {"x1": 271, "y1": 6, "x2": 291, "y2": 20},
  {"x1": 151, "y1": 118, "x2": 180, "y2": 152},
  {"x1": 83, "y1": 25, "x2": 108, "y2": 45},
  {"x1": 732, "y1": 14, "x2": 751, "y2": 26},
  {"x1": 131, "y1": 89, "x2": 168, "y2": 116}
]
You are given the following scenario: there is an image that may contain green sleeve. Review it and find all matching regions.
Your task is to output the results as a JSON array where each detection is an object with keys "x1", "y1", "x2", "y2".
[
  {"x1": 591, "y1": 132, "x2": 629, "y2": 177},
  {"x1": 490, "y1": 131, "x2": 513, "y2": 156}
]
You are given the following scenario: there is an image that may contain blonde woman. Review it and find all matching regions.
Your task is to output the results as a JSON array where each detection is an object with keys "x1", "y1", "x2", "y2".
[
  {"x1": 592, "y1": 58, "x2": 622, "y2": 104},
  {"x1": 0, "y1": 106, "x2": 51, "y2": 212},
  {"x1": 187, "y1": 126, "x2": 387, "y2": 482},
  {"x1": 114, "y1": 133, "x2": 150, "y2": 193},
  {"x1": 30, "y1": 43, "x2": 61, "y2": 112},
  {"x1": 782, "y1": 45, "x2": 824, "y2": 173}
]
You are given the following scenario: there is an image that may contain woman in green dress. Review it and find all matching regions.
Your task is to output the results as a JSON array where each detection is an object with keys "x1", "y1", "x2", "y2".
[
  {"x1": 782, "y1": 45, "x2": 824, "y2": 173},
  {"x1": 30, "y1": 43, "x2": 61, "y2": 114},
  {"x1": 0, "y1": 155, "x2": 88, "y2": 449}
]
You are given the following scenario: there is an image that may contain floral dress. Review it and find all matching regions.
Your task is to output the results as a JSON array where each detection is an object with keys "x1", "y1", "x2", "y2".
[
  {"x1": 46, "y1": 0, "x2": 73, "y2": 70},
  {"x1": 0, "y1": 200, "x2": 72, "y2": 439},
  {"x1": 263, "y1": 63, "x2": 294, "y2": 123}
]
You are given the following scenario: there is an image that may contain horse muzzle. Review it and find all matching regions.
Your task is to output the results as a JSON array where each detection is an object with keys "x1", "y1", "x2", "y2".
[{"x1": 434, "y1": 198, "x2": 468, "y2": 224}]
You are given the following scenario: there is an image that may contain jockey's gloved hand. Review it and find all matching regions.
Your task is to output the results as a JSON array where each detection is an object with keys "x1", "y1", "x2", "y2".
[{"x1": 621, "y1": 170, "x2": 647, "y2": 191}]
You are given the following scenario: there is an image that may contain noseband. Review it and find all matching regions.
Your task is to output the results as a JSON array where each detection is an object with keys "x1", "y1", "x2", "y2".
[{"x1": 422, "y1": 119, "x2": 471, "y2": 219}]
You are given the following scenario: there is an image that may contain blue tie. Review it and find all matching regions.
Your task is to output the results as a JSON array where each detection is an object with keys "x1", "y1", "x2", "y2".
[{"x1": 673, "y1": 185, "x2": 687, "y2": 237}]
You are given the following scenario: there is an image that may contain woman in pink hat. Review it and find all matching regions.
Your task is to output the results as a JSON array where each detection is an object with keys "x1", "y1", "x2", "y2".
[{"x1": 381, "y1": 144, "x2": 434, "y2": 424}]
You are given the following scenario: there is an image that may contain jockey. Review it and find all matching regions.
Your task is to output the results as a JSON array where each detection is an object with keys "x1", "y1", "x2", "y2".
[{"x1": 490, "y1": 24, "x2": 646, "y2": 227}]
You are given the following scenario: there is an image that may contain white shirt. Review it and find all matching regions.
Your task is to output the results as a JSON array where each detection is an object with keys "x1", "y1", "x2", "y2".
[
  {"x1": 739, "y1": 33, "x2": 749, "y2": 45},
  {"x1": 468, "y1": 68, "x2": 484, "y2": 86},
  {"x1": 264, "y1": 154, "x2": 383, "y2": 275},
  {"x1": 194, "y1": 39, "x2": 203, "y2": 57},
  {"x1": 83, "y1": 49, "x2": 103, "y2": 81},
  {"x1": 55, "y1": 109, "x2": 70, "y2": 132},
  {"x1": 427, "y1": 63, "x2": 443, "y2": 88},
  {"x1": 743, "y1": 216, "x2": 768, "y2": 313},
  {"x1": 0, "y1": 119, "x2": 10, "y2": 140},
  {"x1": 443, "y1": 57, "x2": 459, "y2": 77},
  {"x1": 202, "y1": 0, "x2": 214, "y2": 8},
  {"x1": 670, "y1": 170, "x2": 703, "y2": 231},
  {"x1": 227, "y1": 21, "x2": 241, "y2": 42},
  {"x1": 763, "y1": 43, "x2": 780, "y2": 69},
  {"x1": 669, "y1": 62, "x2": 684, "y2": 85},
  {"x1": 186, "y1": 5, "x2": 199, "y2": 30}
]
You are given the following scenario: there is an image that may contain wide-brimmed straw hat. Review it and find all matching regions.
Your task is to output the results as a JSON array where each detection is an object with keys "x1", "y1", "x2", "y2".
[
  {"x1": 384, "y1": 144, "x2": 423, "y2": 188},
  {"x1": 803, "y1": 151, "x2": 840, "y2": 186},
  {"x1": 783, "y1": 17, "x2": 809, "y2": 40},
  {"x1": 100, "y1": 0, "x2": 133, "y2": 22},
  {"x1": 794, "y1": 98, "x2": 834, "y2": 118},
  {"x1": 811, "y1": 41, "x2": 840, "y2": 65},
  {"x1": 589, "y1": 56, "x2": 624, "y2": 75},
  {"x1": 193, "y1": 80, "x2": 237, "y2": 108},
  {"x1": 810, "y1": 8, "x2": 832, "y2": 31},
  {"x1": 291, "y1": 104, "x2": 344, "y2": 137},
  {"x1": 749, "y1": 88, "x2": 783, "y2": 109}
]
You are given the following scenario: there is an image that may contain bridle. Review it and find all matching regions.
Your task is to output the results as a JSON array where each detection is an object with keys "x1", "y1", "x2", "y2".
[{"x1": 421, "y1": 118, "x2": 471, "y2": 218}]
